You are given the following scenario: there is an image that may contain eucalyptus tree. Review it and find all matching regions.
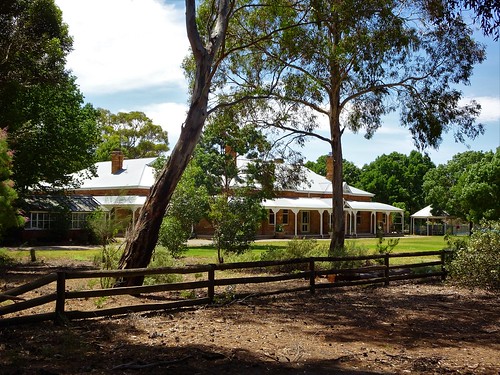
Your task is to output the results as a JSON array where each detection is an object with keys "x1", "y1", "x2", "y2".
[
  {"x1": 117, "y1": 0, "x2": 233, "y2": 285},
  {"x1": 0, "y1": 0, "x2": 99, "y2": 193},
  {"x1": 207, "y1": 0, "x2": 485, "y2": 253},
  {"x1": 423, "y1": 149, "x2": 500, "y2": 224},
  {"x1": 96, "y1": 109, "x2": 169, "y2": 161}
]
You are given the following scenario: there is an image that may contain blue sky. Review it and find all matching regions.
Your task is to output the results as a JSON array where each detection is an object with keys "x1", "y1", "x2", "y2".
[{"x1": 55, "y1": 0, "x2": 499, "y2": 167}]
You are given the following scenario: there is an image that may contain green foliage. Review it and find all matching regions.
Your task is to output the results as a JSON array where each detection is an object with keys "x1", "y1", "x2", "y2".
[
  {"x1": 143, "y1": 247, "x2": 183, "y2": 285},
  {"x1": 85, "y1": 210, "x2": 126, "y2": 247},
  {"x1": 359, "y1": 151, "x2": 435, "y2": 218},
  {"x1": 92, "y1": 244, "x2": 122, "y2": 288},
  {"x1": 261, "y1": 238, "x2": 326, "y2": 272},
  {"x1": 374, "y1": 231, "x2": 400, "y2": 264},
  {"x1": 210, "y1": 194, "x2": 265, "y2": 263},
  {"x1": 424, "y1": 149, "x2": 500, "y2": 223},
  {"x1": 305, "y1": 156, "x2": 361, "y2": 187},
  {"x1": 330, "y1": 241, "x2": 370, "y2": 270},
  {"x1": 95, "y1": 109, "x2": 169, "y2": 161},
  {"x1": 1, "y1": 0, "x2": 99, "y2": 193},
  {"x1": 304, "y1": 155, "x2": 328, "y2": 176},
  {"x1": 202, "y1": 0, "x2": 485, "y2": 250},
  {"x1": 448, "y1": 220, "x2": 500, "y2": 290},
  {"x1": 0, "y1": 249, "x2": 15, "y2": 267},
  {"x1": 0, "y1": 129, "x2": 24, "y2": 239},
  {"x1": 158, "y1": 216, "x2": 189, "y2": 258},
  {"x1": 166, "y1": 162, "x2": 209, "y2": 232}
]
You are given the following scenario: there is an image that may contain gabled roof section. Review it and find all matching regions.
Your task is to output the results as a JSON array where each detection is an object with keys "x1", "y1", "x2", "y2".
[
  {"x1": 74, "y1": 157, "x2": 157, "y2": 191},
  {"x1": 411, "y1": 205, "x2": 448, "y2": 219},
  {"x1": 22, "y1": 195, "x2": 102, "y2": 212},
  {"x1": 236, "y1": 158, "x2": 374, "y2": 197},
  {"x1": 262, "y1": 197, "x2": 403, "y2": 212}
]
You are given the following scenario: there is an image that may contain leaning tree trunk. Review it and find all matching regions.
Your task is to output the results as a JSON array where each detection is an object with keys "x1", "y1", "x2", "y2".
[{"x1": 117, "y1": 0, "x2": 230, "y2": 287}]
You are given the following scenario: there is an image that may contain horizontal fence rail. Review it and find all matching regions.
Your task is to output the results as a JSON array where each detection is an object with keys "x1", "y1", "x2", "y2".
[{"x1": 0, "y1": 250, "x2": 450, "y2": 326}]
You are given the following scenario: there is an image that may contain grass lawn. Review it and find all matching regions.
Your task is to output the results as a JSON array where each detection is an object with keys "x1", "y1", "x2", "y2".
[{"x1": 1, "y1": 236, "x2": 449, "y2": 265}]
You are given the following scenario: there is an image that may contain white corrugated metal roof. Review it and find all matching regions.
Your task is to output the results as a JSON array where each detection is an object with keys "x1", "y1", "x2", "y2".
[
  {"x1": 75, "y1": 158, "x2": 156, "y2": 190},
  {"x1": 94, "y1": 195, "x2": 147, "y2": 207},
  {"x1": 263, "y1": 198, "x2": 403, "y2": 212},
  {"x1": 411, "y1": 205, "x2": 448, "y2": 218},
  {"x1": 345, "y1": 200, "x2": 404, "y2": 212},
  {"x1": 236, "y1": 158, "x2": 374, "y2": 197}
]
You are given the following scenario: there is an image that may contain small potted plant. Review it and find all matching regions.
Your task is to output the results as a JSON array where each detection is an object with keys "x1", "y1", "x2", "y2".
[{"x1": 275, "y1": 224, "x2": 284, "y2": 238}]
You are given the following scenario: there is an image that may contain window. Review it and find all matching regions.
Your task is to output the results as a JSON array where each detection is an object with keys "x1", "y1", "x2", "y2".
[
  {"x1": 27, "y1": 212, "x2": 52, "y2": 230},
  {"x1": 357, "y1": 212, "x2": 362, "y2": 226},
  {"x1": 282, "y1": 209, "x2": 289, "y2": 225},
  {"x1": 269, "y1": 210, "x2": 275, "y2": 225},
  {"x1": 71, "y1": 213, "x2": 89, "y2": 229},
  {"x1": 301, "y1": 211, "x2": 310, "y2": 233}
]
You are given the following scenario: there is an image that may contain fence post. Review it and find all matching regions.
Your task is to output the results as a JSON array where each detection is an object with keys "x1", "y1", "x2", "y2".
[
  {"x1": 440, "y1": 250, "x2": 447, "y2": 281},
  {"x1": 309, "y1": 258, "x2": 315, "y2": 294},
  {"x1": 208, "y1": 264, "x2": 215, "y2": 304},
  {"x1": 55, "y1": 271, "x2": 67, "y2": 325},
  {"x1": 384, "y1": 253, "x2": 390, "y2": 286}
]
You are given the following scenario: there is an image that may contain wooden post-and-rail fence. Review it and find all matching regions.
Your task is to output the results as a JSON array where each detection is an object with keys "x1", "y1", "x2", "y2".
[{"x1": 0, "y1": 250, "x2": 449, "y2": 327}]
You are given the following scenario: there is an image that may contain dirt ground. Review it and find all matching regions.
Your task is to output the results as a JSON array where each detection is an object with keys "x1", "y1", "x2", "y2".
[{"x1": 1, "y1": 259, "x2": 499, "y2": 375}]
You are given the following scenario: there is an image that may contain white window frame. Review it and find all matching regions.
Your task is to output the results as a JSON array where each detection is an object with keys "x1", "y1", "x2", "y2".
[
  {"x1": 301, "y1": 211, "x2": 310, "y2": 233},
  {"x1": 26, "y1": 212, "x2": 52, "y2": 230},
  {"x1": 282, "y1": 209, "x2": 289, "y2": 225},
  {"x1": 268, "y1": 209, "x2": 275, "y2": 225},
  {"x1": 71, "y1": 212, "x2": 89, "y2": 230}
]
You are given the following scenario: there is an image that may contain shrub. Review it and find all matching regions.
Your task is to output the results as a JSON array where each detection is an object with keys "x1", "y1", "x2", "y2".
[
  {"x1": 0, "y1": 248, "x2": 14, "y2": 267},
  {"x1": 92, "y1": 244, "x2": 122, "y2": 288},
  {"x1": 158, "y1": 216, "x2": 189, "y2": 258},
  {"x1": 143, "y1": 247, "x2": 183, "y2": 285},
  {"x1": 330, "y1": 241, "x2": 370, "y2": 270},
  {"x1": 260, "y1": 238, "x2": 327, "y2": 272},
  {"x1": 449, "y1": 220, "x2": 500, "y2": 290}
]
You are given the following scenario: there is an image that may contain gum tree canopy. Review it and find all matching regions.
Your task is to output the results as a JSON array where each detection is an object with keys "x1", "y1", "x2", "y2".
[{"x1": 206, "y1": 0, "x2": 485, "y2": 253}]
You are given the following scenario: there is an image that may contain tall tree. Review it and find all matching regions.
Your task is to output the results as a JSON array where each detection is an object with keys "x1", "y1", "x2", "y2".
[
  {"x1": 358, "y1": 151, "x2": 435, "y2": 217},
  {"x1": 96, "y1": 109, "x2": 169, "y2": 161},
  {"x1": 305, "y1": 155, "x2": 361, "y2": 187},
  {"x1": 423, "y1": 149, "x2": 500, "y2": 224},
  {"x1": 0, "y1": 0, "x2": 99, "y2": 193},
  {"x1": 117, "y1": 0, "x2": 232, "y2": 286},
  {"x1": 432, "y1": 0, "x2": 500, "y2": 40},
  {"x1": 210, "y1": 0, "x2": 485, "y2": 253}
]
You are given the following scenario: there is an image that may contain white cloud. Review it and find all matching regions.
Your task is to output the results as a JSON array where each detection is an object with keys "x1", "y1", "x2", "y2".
[
  {"x1": 462, "y1": 96, "x2": 500, "y2": 122},
  {"x1": 138, "y1": 102, "x2": 189, "y2": 148},
  {"x1": 56, "y1": 0, "x2": 189, "y2": 94}
]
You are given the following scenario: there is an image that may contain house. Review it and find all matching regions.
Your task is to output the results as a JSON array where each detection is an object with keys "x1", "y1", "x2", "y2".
[
  {"x1": 73, "y1": 150, "x2": 156, "y2": 223},
  {"x1": 193, "y1": 154, "x2": 404, "y2": 238},
  {"x1": 20, "y1": 150, "x2": 403, "y2": 242},
  {"x1": 21, "y1": 194, "x2": 102, "y2": 243}
]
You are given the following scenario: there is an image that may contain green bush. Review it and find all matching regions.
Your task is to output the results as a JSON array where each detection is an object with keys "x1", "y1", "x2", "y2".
[
  {"x1": 449, "y1": 220, "x2": 500, "y2": 290},
  {"x1": 0, "y1": 248, "x2": 14, "y2": 267},
  {"x1": 260, "y1": 238, "x2": 327, "y2": 272},
  {"x1": 92, "y1": 244, "x2": 122, "y2": 288},
  {"x1": 158, "y1": 216, "x2": 189, "y2": 258},
  {"x1": 144, "y1": 247, "x2": 183, "y2": 285},
  {"x1": 330, "y1": 241, "x2": 370, "y2": 270}
]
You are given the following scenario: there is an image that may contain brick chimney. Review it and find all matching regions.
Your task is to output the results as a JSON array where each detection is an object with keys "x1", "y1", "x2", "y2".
[
  {"x1": 111, "y1": 150, "x2": 124, "y2": 174},
  {"x1": 326, "y1": 153, "x2": 334, "y2": 181}
]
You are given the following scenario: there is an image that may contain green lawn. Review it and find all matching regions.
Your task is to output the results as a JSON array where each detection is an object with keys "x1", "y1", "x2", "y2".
[{"x1": 1, "y1": 236, "x2": 449, "y2": 265}]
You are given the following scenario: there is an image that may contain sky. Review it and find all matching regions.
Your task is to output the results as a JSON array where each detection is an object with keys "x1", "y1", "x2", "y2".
[{"x1": 55, "y1": 0, "x2": 500, "y2": 167}]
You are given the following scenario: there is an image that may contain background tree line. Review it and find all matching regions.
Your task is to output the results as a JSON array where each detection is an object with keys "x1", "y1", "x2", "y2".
[{"x1": 306, "y1": 148, "x2": 500, "y2": 226}]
